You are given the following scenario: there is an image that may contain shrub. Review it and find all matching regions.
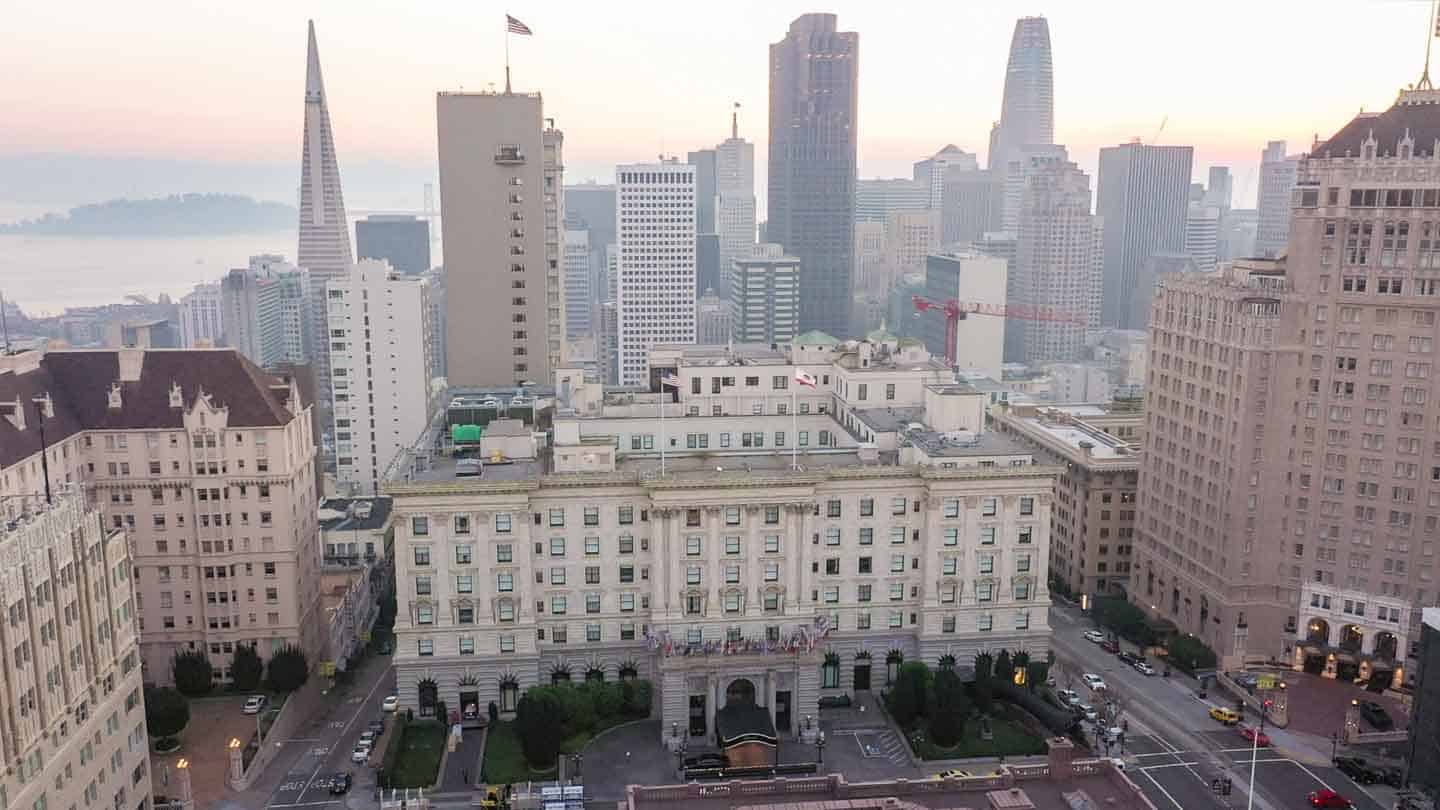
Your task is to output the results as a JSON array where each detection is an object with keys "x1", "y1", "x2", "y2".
[
  {"x1": 171, "y1": 650, "x2": 213, "y2": 697},
  {"x1": 928, "y1": 668, "x2": 968, "y2": 747},
  {"x1": 1094, "y1": 597, "x2": 1156, "y2": 646},
  {"x1": 1166, "y1": 634, "x2": 1217, "y2": 673},
  {"x1": 230, "y1": 644, "x2": 264, "y2": 692},
  {"x1": 265, "y1": 644, "x2": 309, "y2": 692},
  {"x1": 887, "y1": 662, "x2": 932, "y2": 727},
  {"x1": 515, "y1": 689, "x2": 566, "y2": 766},
  {"x1": 145, "y1": 686, "x2": 191, "y2": 738},
  {"x1": 973, "y1": 652, "x2": 995, "y2": 714},
  {"x1": 995, "y1": 650, "x2": 1015, "y2": 683},
  {"x1": 626, "y1": 679, "x2": 652, "y2": 717}
]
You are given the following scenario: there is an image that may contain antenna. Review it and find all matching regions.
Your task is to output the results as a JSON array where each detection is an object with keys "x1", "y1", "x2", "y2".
[
  {"x1": 732, "y1": 101, "x2": 740, "y2": 140},
  {"x1": 1421, "y1": 0, "x2": 1438, "y2": 91}
]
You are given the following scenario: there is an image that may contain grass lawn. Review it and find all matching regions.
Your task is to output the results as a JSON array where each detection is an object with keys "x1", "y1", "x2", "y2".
[
  {"x1": 915, "y1": 714, "x2": 1049, "y2": 759},
  {"x1": 387, "y1": 722, "x2": 447, "y2": 788},
  {"x1": 482, "y1": 721, "x2": 555, "y2": 785}
]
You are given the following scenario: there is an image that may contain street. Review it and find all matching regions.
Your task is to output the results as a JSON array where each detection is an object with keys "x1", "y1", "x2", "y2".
[
  {"x1": 1049, "y1": 602, "x2": 1388, "y2": 810},
  {"x1": 251, "y1": 659, "x2": 396, "y2": 810}
]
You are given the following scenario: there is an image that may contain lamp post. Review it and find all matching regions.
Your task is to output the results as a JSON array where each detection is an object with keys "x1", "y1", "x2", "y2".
[
  {"x1": 816, "y1": 731, "x2": 826, "y2": 768},
  {"x1": 1245, "y1": 699, "x2": 1272, "y2": 810}
]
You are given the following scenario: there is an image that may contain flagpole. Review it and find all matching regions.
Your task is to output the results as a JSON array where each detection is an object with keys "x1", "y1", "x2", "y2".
[
  {"x1": 504, "y1": 15, "x2": 512, "y2": 94},
  {"x1": 791, "y1": 377, "x2": 798, "y2": 471},
  {"x1": 659, "y1": 384, "x2": 666, "y2": 476}
]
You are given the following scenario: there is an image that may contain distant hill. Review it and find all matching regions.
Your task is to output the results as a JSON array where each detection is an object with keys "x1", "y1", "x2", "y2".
[{"x1": 0, "y1": 193, "x2": 296, "y2": 236}]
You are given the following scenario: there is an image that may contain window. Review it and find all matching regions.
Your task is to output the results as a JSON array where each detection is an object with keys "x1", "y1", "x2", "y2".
[
  {"x1": 413, "y1": 547, "x2": 431, "y2": 566},
  {"x1": 583, "y1": 506, "x2": 599, "y2": 527},
  {"x1": 687, "y1": 536, "x2": 702, "y2": 556},
  {"x1": 417, "y1": 605, "x2": 434, "y2": 625},
  {"x1": 550, "y1": 596, "x2": 567, "y2": 614},
  {"x1": 496, "y1": 544, "x2": 513, "y2": 563},
  {"x1": 586, "y1": 593, "x2": 601, "y2": 613},
  {"x1": 891, "y1": 497, "x2": 907, "y2": 516},
  {"x1": 826, "y1": 528, "x2": 841, "y2": 546},
  {"x1": 978, "y1": 614, "x2": 993, "y2": 632},
  {"x1": 549, "y1": 509, "x2": 565, "y2": 527},
  {"x1": 980, "y1": 527, "x2": 996, "y2": 545},
  {"x1": 411, "y1": 516, "x2": 429, "y2": 536},
  {"x1": 497, "y1": 573, "x2": 514, "y2": 592},
  {"x1": 585, "y1": 566, "x2": 600, "y2": 584},
  {"x1": 549, "y1": 538, "x2": 566, "y2": 556},
  {"x1": 859, "y1": 528, "x2": 873, "y2": 545},
  {"x1": 415, "y1": 577, "x2": 432, "y2": 596},
  {"x1": 725, "y1": 536, "x2": 741, "y2": 555},
  {"x1": 457, "y1": 575, "x2": 474, "y2": 593},
  {"x1": 584, "y1": 536, "x2": 600, "y2": 556},
  {"x1": 765, "y1": 506, "x2": 780, "y2": 524},
  {"x1": 620, "y1": 593, "x2": 635, "y2": 612},
  {"x1": 943, "y1": 498, "x2": 960, "y2": 518},
  {"x1": 890, "y1": 554, "x2": 905, "y2": 573},
  {"x1": 455, "y1": 545, "x2": 473, "y2": 565},
  {"x1": 687, "y1": 567, "x2": 701, "y2": 585},
  {"x1": 418, "y1": 639, "x2": 434, "y2": 656},
  {"x1": 459, "y1": 637, "x2": 475, "y2": 654},
  {"x1": 944, "y1": 528, "x2": 959, "y2": 546},
  {"x1": 981, "y1": 498, "x2": 998, "y2": 516},
  {"x1": 618, "y1": 506, "x2": 634, "y2": 525},
  {"x1": 822, "y1": 659, "x2": 839, "y2": 688},
  {"x1": 764, "y1": 563, "x2": 779, "y2": 582},
  {"x1": 454, "y1": 515, "x2": 471, "y2": 534},
  {"x1": 725, "y1": 506, "x2": 740, "y2": 525},
  {"x1": 1019, "y1": 497, "x2": 1035, "y2": 516},
  {"x1": 550, "y1": 567, "x2": 566, "y2": 585},
  {"x1": 765, "y1": 535, "x2": 780, "y2": 553},
  {"x1": 860, "y1": 498, "x2": 874, "y2": 516},
  {"x1": 495, "y1": 513, "x2": 512, "y2": 533},
  {"x1": 858, "y1": 556, "x2": 872, "y2": 574}
]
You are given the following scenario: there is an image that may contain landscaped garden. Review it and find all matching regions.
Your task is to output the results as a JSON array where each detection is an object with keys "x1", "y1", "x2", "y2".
[
  {"x1": 381, "y1": 720, "x2": 447, "y2": 789},
  {"x1": 887, "y1": 649, "x2": 1064, "y2": 760},
  {"x1": 482, "y1": 672, "x2": 652, "y2": 781}
]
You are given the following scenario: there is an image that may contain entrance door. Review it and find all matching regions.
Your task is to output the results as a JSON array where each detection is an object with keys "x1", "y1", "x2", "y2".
[
  {"x1": 775, "y1": 690, "x2": 792, "y2": 735},
  {"x1": 689, "y1": 694, "x2": 707, "y2": 737},
  {"x1": 1303, "y1": 654, "x2": 1326, "y2": 675},
  {"x1": 460, "y1": 691, "x2": 480, "y2": 725},
  {"x1": 853, "y1": 664, "x2": 871, "y2": 691}
]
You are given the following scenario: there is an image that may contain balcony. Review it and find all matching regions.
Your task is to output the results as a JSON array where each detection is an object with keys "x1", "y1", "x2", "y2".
[{"x1": 495, "y1": 145, "x2": 526, "y2": 164}]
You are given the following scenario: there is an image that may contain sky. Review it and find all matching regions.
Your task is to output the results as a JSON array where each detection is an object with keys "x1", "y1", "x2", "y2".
[{"x1": 1, "y1": 0, "x2": 1435, "y2": 213}]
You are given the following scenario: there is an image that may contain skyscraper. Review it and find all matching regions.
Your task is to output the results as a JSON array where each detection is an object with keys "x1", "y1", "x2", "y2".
[
  {"x1": 1096, "y1": 142, "x2": 1193, "y2": 329},
  {"x1": 769, "y1": 13, "x2": 858, "y2": 338},
  {"x1": 940, "y1": 168, "x2": 1000, "y2": 246},
  {"x1": 437, "y1": 90, "x2": 565, "y2": 386},
  {"x1": 1012, "y1": 150, "x2": 1103, "y2": 364},
  {"x1": 178, "y1": 282, "x2": 224, "y2": 347},
  {"x1": 1255, "y1": 140, "x2": 1300, "y2": 257},
  {"x1": 730, "y1": 244, "x2": 801, "y2": 344},
  {"x1": 296, "y1": 21, "x2": 352, "y2": 418},
  {"x1": 988, "y1": 17, "x2": 1055, "y2": 227},
  {"x1": 914, "y1": 145, "x2": 979, "y2": 209},
  {"x1": 1185, "y1": 202, "x2": 1221, "y2": 272},
  {"x1": 615, "y1": 161, "x2": 697, "y2": 386},
  {"x1": 221, "y1": 254, "x2": 313, "y2": 369},
  {"x1": 356, "y1": 214, "x2": 431, "y2": 275},
  {"x1": 715, "y1": 109, "x2": 757, "y2": 296},
  {"x1": 563, "y1": 228, "x2": 593, "y2": 340}
]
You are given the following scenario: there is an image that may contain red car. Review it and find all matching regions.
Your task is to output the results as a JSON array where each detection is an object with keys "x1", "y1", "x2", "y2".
[
  {"x1": 1308, "y1": 789, "x2": 1354, "y2": 809},
  {"x1": 1238, "y1": 725, "x2": 1271, "y2": 747},
  {"x1": 1101, "y1": 639, "x2": 1120, "y2": 654}
]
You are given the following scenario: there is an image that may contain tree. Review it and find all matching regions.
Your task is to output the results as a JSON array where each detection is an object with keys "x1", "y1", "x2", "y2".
[
  {"x1": 1166, "y1": 634, "x2": 1217, "y2": 673},
  {"x1": 995, "y1": 650, "x2": 1015, "y2": 683},
  {"x1": 973, "y1": 652, "x2": 995, "y2": 715},
  {"x1": 145, "y1": 686, "x2": 191, "y2": 738},
  {"x1": 231, "y1": 645, "x2": 264, "y2": 692},
  {"x1": 172, "y1": 650, "x2": 214, "y2": 697},
  {"x1": 928, "y1": 667, "x2": 969, "y2": 747},
  {"x1": 886, "y1": 662, "x2": 931, "y2": 728},
  {"x1": 1094, "y1": 597, "x2": 1155, "y2": 646},
  {"x1": 515, "y1": 688, "x2": 567, "y2": 767},
  {"x1": 265, "y1": 644, "x2": 310, "y2": 692},
  {"x1": 1025, "y1": 660, "x2": 1050, "y2": 692}
]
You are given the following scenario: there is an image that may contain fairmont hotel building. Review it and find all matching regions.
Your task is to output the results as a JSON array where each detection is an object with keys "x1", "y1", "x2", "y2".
[{"x1": 386, "y1": 332, "x2": 1057, "y2": 743}]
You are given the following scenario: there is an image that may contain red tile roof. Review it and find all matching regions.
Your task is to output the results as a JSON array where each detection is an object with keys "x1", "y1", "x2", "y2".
[{"x1": 0, "y1": 349, "x2": 303, "y2": 468}]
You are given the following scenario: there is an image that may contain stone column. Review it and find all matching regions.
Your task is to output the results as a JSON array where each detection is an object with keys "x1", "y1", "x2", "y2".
[
  {"x1": 788, "y1": 503, "x2": 808, "y2": 612},
  {"x1": 767, "y1": 670, "x2": 778, "y2": 731},
  {"x1": 708, "y1": 674, "x2": 719, "y2": 741},
  {"x1": 745, "y1": 505, "x2": 762, "y2": 618},
  {"x1": 705, "y1": 506, "x2": 722, "y2": 616},
  {"x1": 656, "y1": 508, "x2": 672, "y2": 614}
]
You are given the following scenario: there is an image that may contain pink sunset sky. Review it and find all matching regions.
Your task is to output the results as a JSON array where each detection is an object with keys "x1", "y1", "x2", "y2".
[{"x1": 1, "y1": 0, "x2": 1433, "y2": 209}]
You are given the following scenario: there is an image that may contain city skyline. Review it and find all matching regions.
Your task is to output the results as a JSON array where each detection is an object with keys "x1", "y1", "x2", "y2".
[{"x1": 2, "y1": 1, "x2": 1432, "y2": 216}]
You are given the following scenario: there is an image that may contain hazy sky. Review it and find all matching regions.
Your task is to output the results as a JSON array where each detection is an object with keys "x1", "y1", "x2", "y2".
[{"x1": 2, "y1": 0, "x2": 1433, "y2": 210}]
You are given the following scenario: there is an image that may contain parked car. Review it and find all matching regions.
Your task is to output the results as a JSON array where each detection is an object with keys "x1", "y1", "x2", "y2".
[
  {"x1": 328, "y1": 773, "x2": 352, "y2": 795},
  {"x1": 350, "y1": 743, "x2": 371, "y2": 764},
  {"x1": 1076, "y1": 704, "x2": 1100, "y2": 722},
  {"x1": 1209, "y1": 707, "x2": 1241, "y2": 725},
  {"x1": 381, "y1": 695, "x2": 399, "y2": 713},
  {"x1": 358, "y1": 730, "x2": 377, "y2": 746},
  {"x1": 1082, "y1": 673, "x2": 1107, "y2": 691},
  {"x1": 367, "y1": 719, "x2": 386, "y2": 734},
  {"x1": 1134, "y1": 661, "x2": 1157, "y2": 676},
  {"x1": 1308, "y1": 788, "x2": 1355, "y2": 808},
  {"x1": 1238, "y1": 725, "x2": 1271, "y2": 747},
  {"x1": 1056, "y1": 689, "x2": 1082, "y2": 707},
  {"x1": 1117, "y1": 651, "x2": 1140, "y2": 666},
  {"x1": 1083, "y1": 629, "x2": 1107, "y2": 644},
  {"x1": 241, "y1": 695, "x2": 268, "y2": 715},
  {"x1": 1333, "y1": 756, "x2": 1381, "y2": 784},
  {"x1": 1358, "y1": 700, "x2": 1393, "y2": 731},
  {"x1": 1101, "y1": 639, "x2": 1121, "y2": 654},
  {"x1": 1380, "y1": 766, "x2": 1405, "y2": 787}
]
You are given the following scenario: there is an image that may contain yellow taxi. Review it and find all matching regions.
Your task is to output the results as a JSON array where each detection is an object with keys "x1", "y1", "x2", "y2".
[{"x1": 1209, "y1": 707, "x2": 1241, "y2": 725}]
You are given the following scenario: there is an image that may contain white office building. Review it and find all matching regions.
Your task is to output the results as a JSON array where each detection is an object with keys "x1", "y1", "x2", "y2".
[
  {"x1": 715, "y1": 117, "x2": 758, "y2": 295},
  {"x1": 1185, "y1": 202, "x2": 1221, "y2": 273},
  {"x1": 616, "y1": 162, "x2": 697, "y2": 386},
  {"x1": 327, "y1": 259, "x2": 433, "y2": 494},
  {"x1": 179, "y1": 282, "x2": 224, "y2": 347},
  {"x1": 563, "y1": 228, "x2": 593, "y2": 341},
  {"x1": 1255, "y1": 140, "x2": 1300, "y2": 258}
]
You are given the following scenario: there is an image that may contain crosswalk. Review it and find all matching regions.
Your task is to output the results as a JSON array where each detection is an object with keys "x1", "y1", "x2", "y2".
[{"x1": 844, "y1": 729, "x2": 909, "y2": 765}]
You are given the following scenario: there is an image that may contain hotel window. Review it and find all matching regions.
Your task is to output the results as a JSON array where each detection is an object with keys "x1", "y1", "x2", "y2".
[
  {"x1": 620, "y1": 593, "x2": 635, "y2": 612},
  {"x1": 859, "y1": 528, "x2": 874, "y2": 545},
  {"x1": 1016, "y1": 554, "x2": 1031, "y2": 573},
  {"x1": 982, "y1": 498, "x2": 998, "y2": 517},
  {"x1": 856, "y1": 612, "x2": 871, "y2": 630},
  {"x1": 585, "y1": 566, "x2": 600, "y2": 584},
  {"x1": 1015, "y1": 612, "x2": 1030, "y2": 630},
  {"x1": 618, "y1": 534, "x2": 634, "y2": 554},
  {"x1": 943, "y1": 498, "x2": 960, "y2": 518},
  {"x1": 860, "y1": 498, "x2": 874, "y2": 516},
  {"x1": 942, "y1": 616, "x2": 956, "y2": 633},
  {"x1": 826, "y1": 528, "x2": 841, "y2": 546},
  {"x1": 459, "y1": 637, "x2": 475, "y2": 655},
  {"x1": 944, "y1": 528, "x2": 959, "y2": 546},
  {"x1": 587, "y1": 624, "x2": 601, "y2": 642},
  {"x1": 889, "y1": 583, "x2": 904, "y2": 601},
  {"x1": 978, "y1": 614, "x2": 993, "y2": 632},
  {"x1": 620, "y1": 624, "x2": 636, "y2": 640},
  {"x1": 550, "y1": 538, "x2": 566, "y2": 556},
  {"x1": 619, "y1": 565, "x2": 634, "y2": 583},
  {"x1": 456, "y1": 575, "x2": 474, "y2": 594},
  {"x1": 618, "y1": 506, "x2": 634, "y2": 524},
  {"x1": 979, "y1": 554, "x2": 994, "y2": 574},
  {"x1": 977, "y1": 582, "x2": 993, "y2": 602},
  {"x1": 725, "y1": 592, "x2": 742, "y2": 612},
  {"x1": 980, "y1": 527, "x2": 996, "y2": 545},
  {"x1": 498, "y1": 601, "x2": 515, "y2": 621},
  {"x1": 495, "y1": 513, "x2": 512, "y2": 533},
  {"x1": 891, "y1": 554, "x2": 905, "y2": 572},
  {"x1": 725, "y1": 506, "x2": 741, "y2": 525},
  {"x1": 941, "y1": 585, "x2": 956, "y2": 604},
  {"x1": 552, "y1": 627, "x2": 568, "y2": 644},
  {"x1": 497, "y1": 573, "x2": 513, "y2": 592},
  {"x1": 550, "y1": 567, "x2": 566, "y2": 586},
  {"x1": 858, "y1": 556, "x2": 872, "y2": 573},
  {"x1": 1019, "y1": 497, "x2": 1035, "y2": 516},
  {"x1": 458, "y1": 606, "x2": 475, "y2": 624},
  {"x1": 415, "y1": 577, "x2": 432, "y2": 596},
  {"x1": 827, "y1": 499, "x2": 842, "y2": 518},
  {"x1": 857, "y1": 584, "x2": 872, "y2": 602},
  {"x1": 584, "y1": 536, "x2": 600, "y2": 555},
  {"x1": 415, "y1": 605, "x2": 434, "y2": 625},
  {"x1": 550, "y1": 596, "x2": 567, "y2": 615},
  {"x1": 890, "y1": 527, "x2": 906, "y2": 545},
  {"x1": 413, "y1": 547, "x2": 432, "y2": 566},
  {"x1": 725, "y1": 536, "x2": 741, "y2": 555},
  {"x1": 725, "y1": 565, "x2": 740, "y2": 583},
  {"x1": 764, "y1": 593, "x2": 780, "y2": 612},
  {"x1": 764, "y1": 563, "x2": 779, "y2": 582},
  {"x1": 687, "y1": 566, "x2": 702, "y2": 585},
  {"x1": 455, "y1": 545, "x2": 473, "y2": 565},
  {"x1": 586, "y1": 593, "x2": 601, "y2": 613},
  {"x1": 583, "y1": 506, "x2": 599, "y2": 527},
  {"x1": 418, "y1": 639, "x2": 434, "y2": 656},
  {"x1": 411, "y1": 516, "x2": 429, "y2": 536},
  {"x1": 687, "y1": 536, "x2": 702, "y2": 556},
  {"x1": 765, "y1": 535, "x2": 781, "y2": 553},
  {"x1": 549, "y1": 509, "x2": 565, "y2": 527},
  {"x1": 1018, "y1": 527, "x2": 1033, "y2": 544},
  {"x1": 500, "y1": 634, "x2": 515, "y2": 653},
  {"x1": 496, "y1": 544, "x2": 513, "y2": 563},
  {"x1": 1014, "y1": 581, "x2": 1031, "y2": 600},
  {"x1": 891, "y1": 497, "x2": 907, "y2": 515},
  {"x1": 454, "y1": 515, "x2": 471, "y2": 534},
  {"x1": 823, "y1": 586, "x2": 839, "y2": 603},
  {"x1": 888, "y1": 611, "x2": 903, "y2": 628}
]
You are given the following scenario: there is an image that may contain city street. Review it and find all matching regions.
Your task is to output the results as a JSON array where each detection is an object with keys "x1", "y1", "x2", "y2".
[
  {"x1": 239, "y1": 657, "x2": 396, "y2": 810},
  {"x1": 1049, "y1": 603, "x2": 1388, "y2": 810}
]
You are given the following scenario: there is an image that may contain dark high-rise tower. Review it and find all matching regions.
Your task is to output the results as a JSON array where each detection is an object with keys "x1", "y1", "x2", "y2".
[{"x1": 768, "y1": 13, "x2": 858, "y2": 338}]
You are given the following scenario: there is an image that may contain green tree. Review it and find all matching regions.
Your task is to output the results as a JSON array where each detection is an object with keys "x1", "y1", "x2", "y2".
[
  {"x1": 230, "y1": 644, "x2": 264, "y2": 692},
  {"x1": 171, "y1": 650, "x2": 214, "y2": 697},
  {"x1": 1026, "y1": 661, "x2": 1050, "y2": 692},
  {"x1": 973, "y1": 652, "x2": 995, "y2": 715},
  {"x1": 927, "y1": 667, "x2": 968, "y2": 747},
  {"x1": 1094, "y1": 597, "x2": 1155, "y2": 645},
  {"x1": 1167, "y1": 634, "x2": 1217, "y2": 673},
  {"x1": 145, "y1": 686, "x2": 191, "y2": 738},
  {"x1": 515, "y1": 688, "x2": 567, "y2": 766},
  {"x1": 995, "y1": 650, "x2": 1015, "y2": 683},
  {"x1": 886, "y1": 662, "x2": 932, "y2": 727},
  {"x1": 265, "y1": 644, "x2": 310, "y2": 692}
]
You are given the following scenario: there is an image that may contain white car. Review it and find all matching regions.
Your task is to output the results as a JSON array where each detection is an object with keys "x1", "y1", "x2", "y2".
[
  {"x1": 1056, "y1": 689, "x2": 1081, "y2": 707},
  {"x1": 1083, "y1": 629, "x2": 1107, "y2": 644},
  {"x1": 1082, "y1": 673, "x2": 1107, "y2": 691},
  {"x1": 358, "y1": 730, "x2": 377, "y2": 746},
  {"x1": 1077, "y1": 704, "x2": 1099, "y2": 722},
  {"x1": 241, "y1": 695, "x2": 268, "y2": 715},
  {"x1": 381, "y1": 695, "x2": 399, "y2": 713},
  {"x1": 1133, "y1": 661, "x2": 1157, "y2": 676},
  {"x1": 350, "y1": 742, "x2": 372, "y2": 763}
]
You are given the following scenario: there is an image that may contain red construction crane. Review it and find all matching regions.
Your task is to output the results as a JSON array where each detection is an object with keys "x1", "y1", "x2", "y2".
[{"x1": 912, "y1": 295, "x2": 1087, "y2": 368}]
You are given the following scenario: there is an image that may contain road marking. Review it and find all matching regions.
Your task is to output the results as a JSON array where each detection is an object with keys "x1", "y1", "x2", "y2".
[
  {"x1": 1289, "y1": 760, "x2": 1337, "y2": 793},
  {"x1": 268, "y1": 802, "x2": 341, "y2": 809},
  {"x1": 1138, "y1": 761, "x2": 1200, "y2": 770},
  {"x1": 1138, "y1": 769, "x2": 1186, "y2": 810},
  {"x1": 279, "y1": 663, "x2": 394, "y2": 806}
]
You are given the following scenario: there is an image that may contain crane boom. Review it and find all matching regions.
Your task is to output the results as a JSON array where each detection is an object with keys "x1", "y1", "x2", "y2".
[{"x1": 912, "y1": 294, "x2": 1086, "y2": 367}]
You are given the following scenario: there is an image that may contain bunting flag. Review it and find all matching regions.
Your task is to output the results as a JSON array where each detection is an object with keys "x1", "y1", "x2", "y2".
[{"x1": 506, "y1": 15, "x2": 533, "y2": 35}]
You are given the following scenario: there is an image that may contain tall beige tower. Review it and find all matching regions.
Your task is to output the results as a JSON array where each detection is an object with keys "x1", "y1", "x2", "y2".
[{"x1": 437, "y1": 91, "x2": 564, "y2": 386}]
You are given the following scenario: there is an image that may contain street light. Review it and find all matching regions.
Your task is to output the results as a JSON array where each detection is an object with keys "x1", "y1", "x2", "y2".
[
  {"x1": 816, "y1": 731, "x2": 826, "y2": 767},
  {"x1": 1245, "y1": 699, "x2": 1273, "y2": 810}
]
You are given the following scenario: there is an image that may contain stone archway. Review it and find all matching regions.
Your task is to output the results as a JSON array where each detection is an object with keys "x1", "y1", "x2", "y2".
[
  {"x1": 725, "y1": 678, "x2": 757, "y2": 709},
  {"x1": 1306, "y1": 618, "x2": 1331, "y2": 645},
  {"x1": 1340, "y1": 624, "x2": 1364, "y2": 654},
  {"x1": 417, "y1": 678, "x2": 438, "y2": 718},
  {"x1": 1374, "y1": 632, "x2": 1398, "y2": 661}
]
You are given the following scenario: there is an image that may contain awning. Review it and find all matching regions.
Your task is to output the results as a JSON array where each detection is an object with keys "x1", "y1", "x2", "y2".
[{"x1": 716, "y1": 705, "x2": 777, "y2": 748}]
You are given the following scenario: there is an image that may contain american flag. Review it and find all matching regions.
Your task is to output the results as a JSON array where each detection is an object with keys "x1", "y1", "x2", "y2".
[
  {"x1": 794, "y1": 370, "x2": 818, "y2": 389},
  {"x1": 506, "y1": 14, "x2": 533, "y2": 35},
  {"x1": 660, "y1": 373, "x2": 682, "y2": 389}
]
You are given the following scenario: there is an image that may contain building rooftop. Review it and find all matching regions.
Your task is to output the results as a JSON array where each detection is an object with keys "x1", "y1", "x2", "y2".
[
  {"x1": 852, "y1": 406, "x2": 926, "y2": 434},
  {"x1": 793, "y1": 330, "x2": 840, "y2": 347},
  {"x1": 1314, "y1": 89, "x2": 1440, "y2": 159},
  {"x1": 1020, "y1": 417, "x2": 1131, "y2": 459},
  {"x1": 905, "y1": 428, "x2": 1031, "y2": 458},
  {"x1": 318, "y1": 497, "x2": 394, "y2": 532},
  {"x1": 663, "y1": 343, "x2": 791, "y2": 365}
]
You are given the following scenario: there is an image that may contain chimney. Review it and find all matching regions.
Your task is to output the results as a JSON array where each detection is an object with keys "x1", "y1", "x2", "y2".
[
  {"x1": 117, "y1": 348, "x2": 144, "y2": 382},
  {"x1": 0, "y1": 396, "x2": 23, "y2": 430}
]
